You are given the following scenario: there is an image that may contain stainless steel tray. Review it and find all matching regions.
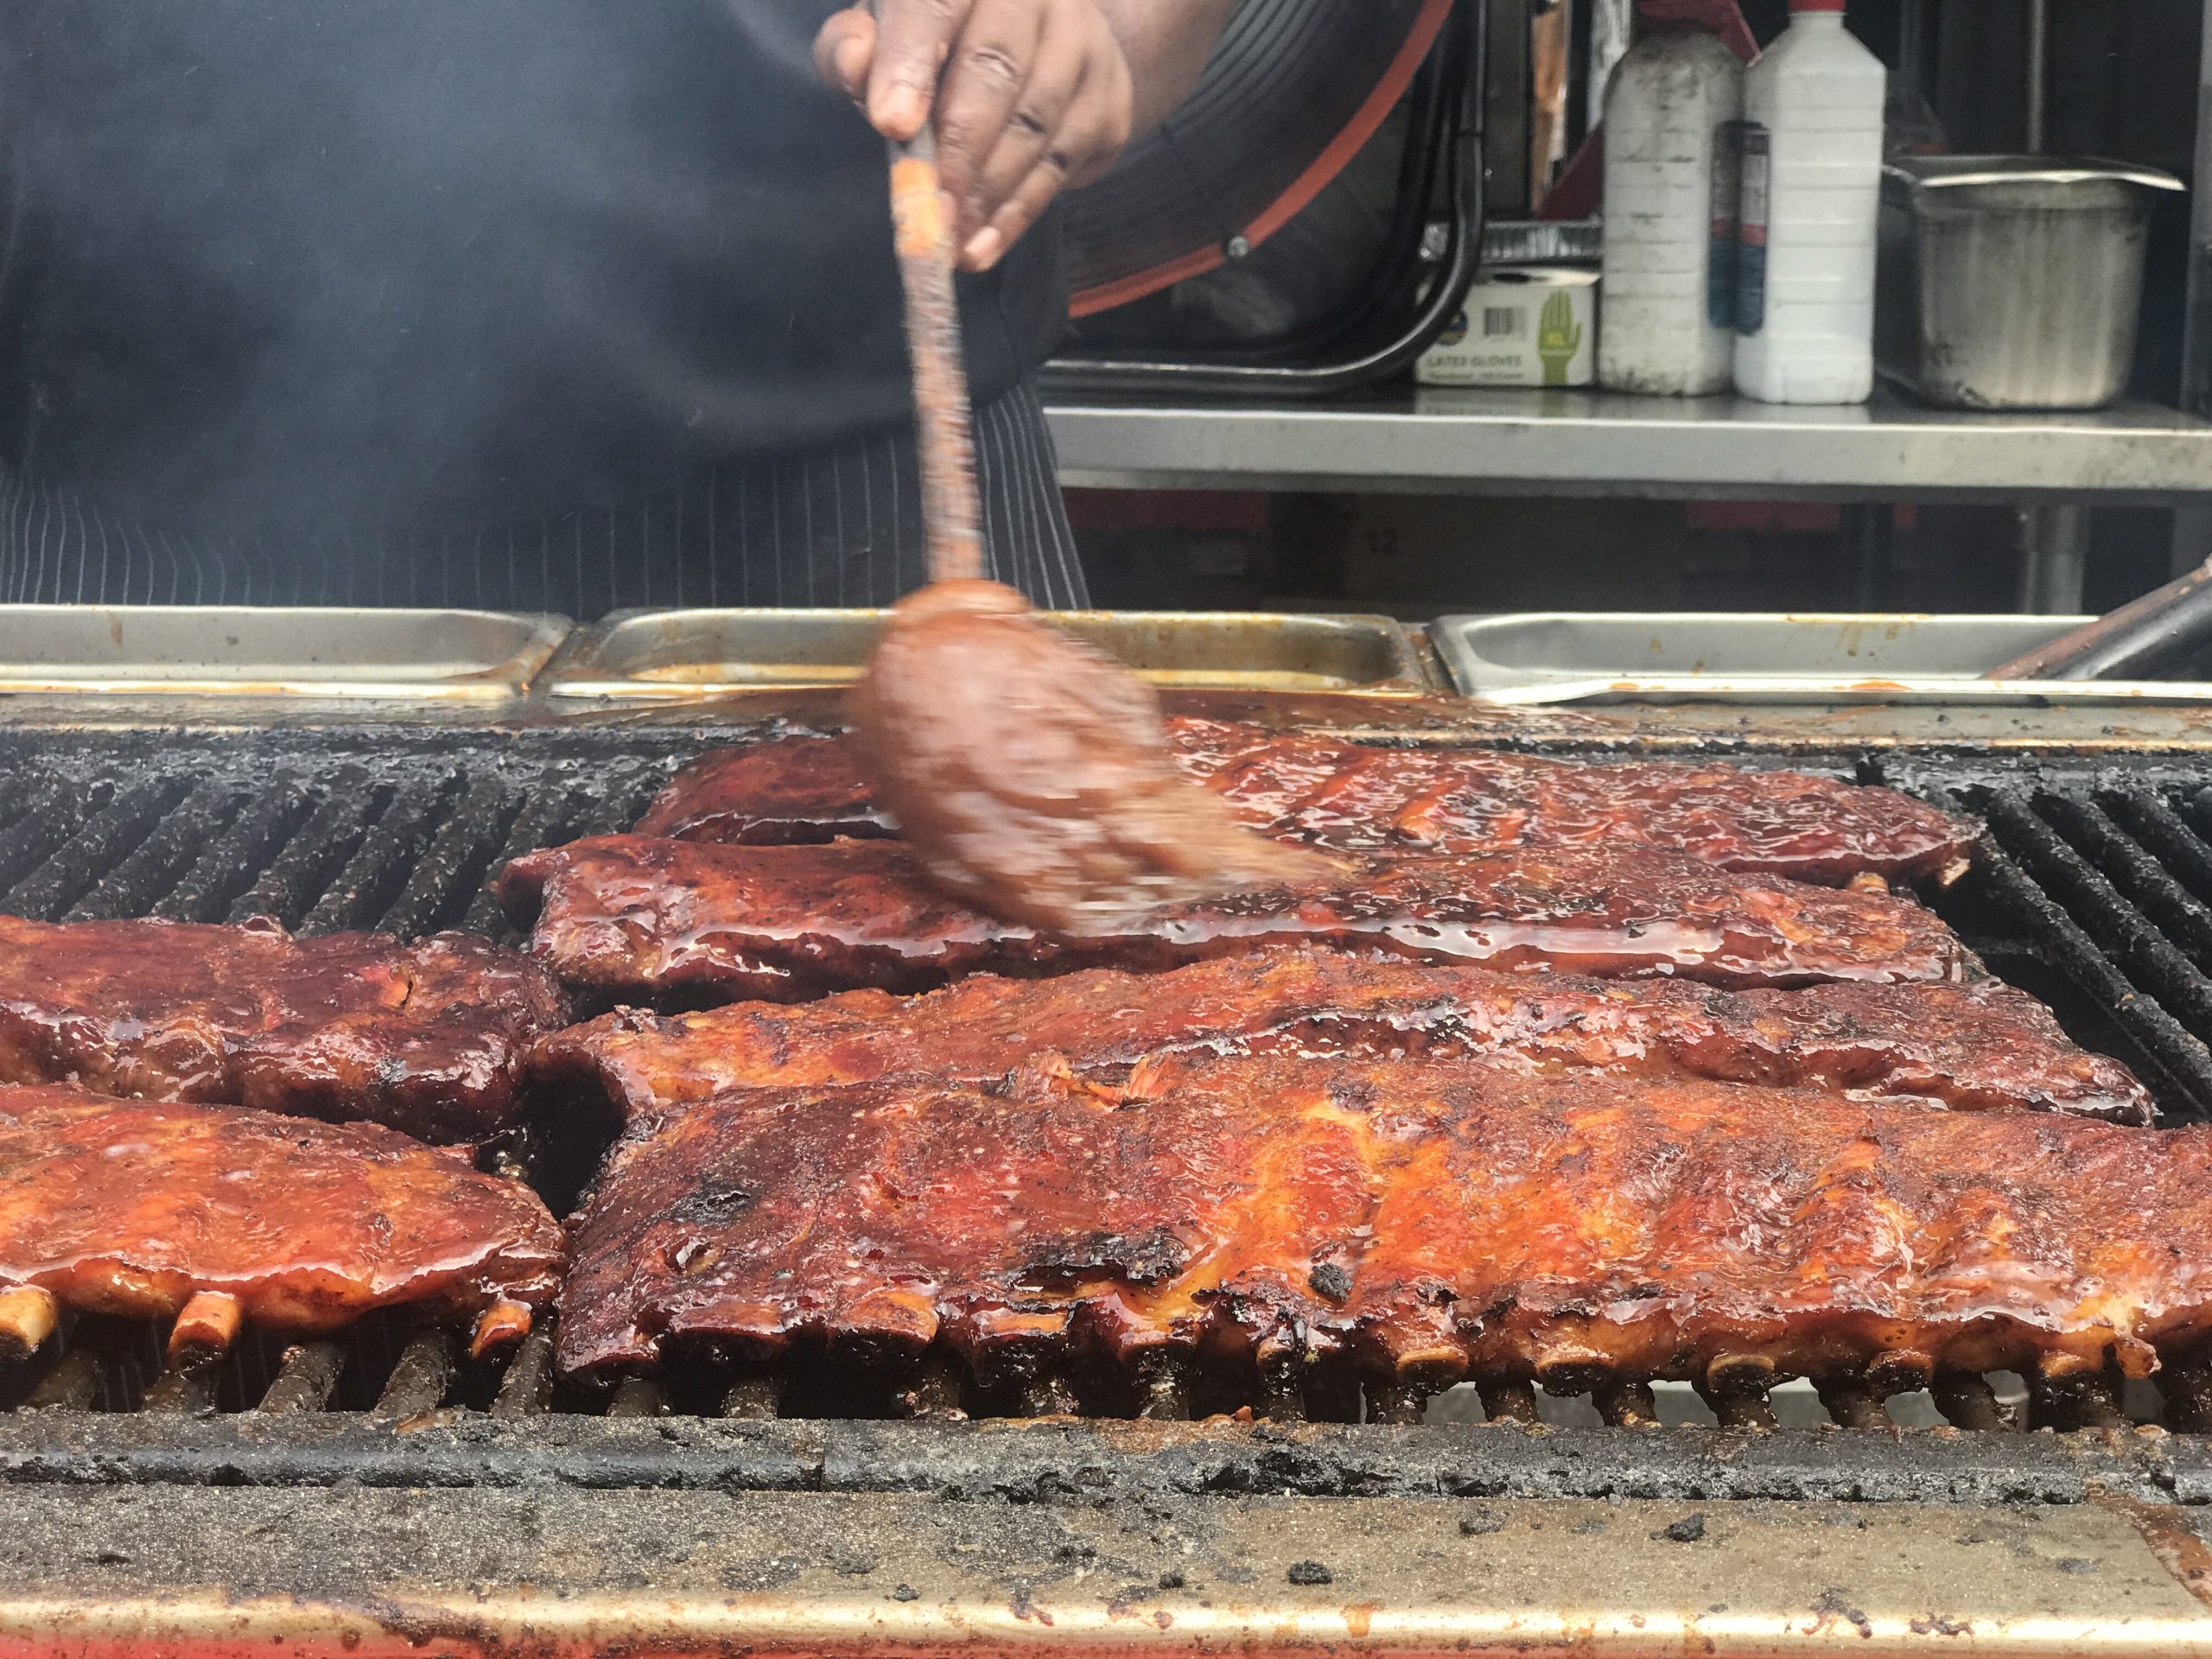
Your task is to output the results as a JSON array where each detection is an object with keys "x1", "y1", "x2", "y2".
[
  {"x1": 1431, "y1": 611, "x2": 2212, "y2": 705},
  {"x1": 0, "y1": 607, "x2": 571, "y2": 700},
  {"x1": 543, "y1": 608, "x2": 1436, "y2": 701}
]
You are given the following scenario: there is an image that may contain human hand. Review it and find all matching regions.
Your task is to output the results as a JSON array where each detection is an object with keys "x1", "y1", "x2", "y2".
[{"x1": 815, "y1": 0, "x2": 1135, "y2": 273}]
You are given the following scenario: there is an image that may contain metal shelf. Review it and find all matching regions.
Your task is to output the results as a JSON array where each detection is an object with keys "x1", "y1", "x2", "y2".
[{"x1": 1047, "y1": 388, "x2": 2212, "y2": 503}]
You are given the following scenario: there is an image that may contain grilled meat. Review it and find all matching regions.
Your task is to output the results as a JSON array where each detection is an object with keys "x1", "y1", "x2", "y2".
[
  {"x1": 534, "y1": 945, "x2": 2147, "y2": 1124},
  {"x1": 0, "y1": 1087, "x2": 563, "y2": 1359},
  {"x1": 557, "y1": 1057, "x2": 2208, "y2": 1388},
  {"x1": 635, "y1": 735, "x2": 896, "y2": 844},
  {"x1": 499, "y1": 836, "x2": 1967, "y2": 1006},
  {"x1": 635, "y1": 721, "x2": 1977, "y2": 887},
  {"x1": 0, "y1": 917, "x2": 569, "y2": 1143},
  {"x1": 1178, "y1": 720, "x2": 1977, "y2": 885}
]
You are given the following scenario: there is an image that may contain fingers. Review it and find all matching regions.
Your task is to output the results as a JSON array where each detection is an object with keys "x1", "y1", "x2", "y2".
[
  {"x1": 815, "y1": 0, "x2": 1135, "y2": 272},
  {"x1": 932, "y1": 0, "x2": 1047, "y2": 212},
  {"x1": 812, "y1": 8, "x2": 877, "y2": 103},
  {"x1": 961, "y1": 19, "x2": 1131, "y2": 271},
  {"x1": 868, "y1": 0, "x2": 973, "y2": 141},
  {"x1": 949, "y1": 0, "x2": 1086, "y2": 251}
]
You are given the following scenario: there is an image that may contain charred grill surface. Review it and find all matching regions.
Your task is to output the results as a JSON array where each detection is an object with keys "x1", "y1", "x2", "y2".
[
  {"x1": 0, "y1": 1087, "x2": 563, "y2": 1351},
  {"x1": 0, "y1": 916, "x2": 569, "y2": 1143},
  {"x1": 637, "y1": 721, "x2": 1979, "y2": 887},
  {"x1": 535, "y1": 945, "x2": 2149, "y2": 1124},
  {"x1": 557, "y1": 1058, "x2": 2209, "y2": 1392}
]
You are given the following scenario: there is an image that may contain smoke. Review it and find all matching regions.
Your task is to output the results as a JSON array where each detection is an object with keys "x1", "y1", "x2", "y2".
[{"x1": 0, "y1": 0, "x2": 900, "y2": 549}]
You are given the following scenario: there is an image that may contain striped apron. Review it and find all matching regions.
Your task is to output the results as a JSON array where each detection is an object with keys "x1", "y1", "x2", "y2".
[{"x1": 0, "y1": 381, "x2": 1084, "y2": 615}]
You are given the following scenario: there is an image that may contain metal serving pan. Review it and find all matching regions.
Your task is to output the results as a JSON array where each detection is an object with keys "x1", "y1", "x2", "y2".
[
  {"x1": 543, "y1": 607, "x2": 1437, "y2": 701},
  {"x1": 1431, "y1": 611, "x2": 2212, "y2": 705},
  {"x1": 0, "y1": 607, "x2": 571, "y2": 701}
]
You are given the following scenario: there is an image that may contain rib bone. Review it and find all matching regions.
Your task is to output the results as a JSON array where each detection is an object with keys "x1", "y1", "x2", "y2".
[
  {"x1": 469, "y1": 1299, "x2": 535, "y2": 1362},
  {"x1": 167, "y1": 1290, "x2": 243, "y2": 1363},
  {"x1": 0, "y1": 1286, "x2": 59, "y2": 1363}
]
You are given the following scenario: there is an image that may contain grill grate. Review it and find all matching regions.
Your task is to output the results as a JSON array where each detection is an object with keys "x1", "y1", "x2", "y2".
[
  {"x1": 0, "y1": 733, "x2": 682, "y2": 944},
  {"x1": 3, "y1": 728, "x2": 2212, "y2": 1441},
  {"x1": 1906, "y1": 769, "x2": 2212, "y2": 1125}
]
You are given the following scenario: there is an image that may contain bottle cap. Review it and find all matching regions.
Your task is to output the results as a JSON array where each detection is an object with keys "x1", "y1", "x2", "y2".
[{"x1": 1790, "y1": 0, "x2": 1846, "y2": 10}]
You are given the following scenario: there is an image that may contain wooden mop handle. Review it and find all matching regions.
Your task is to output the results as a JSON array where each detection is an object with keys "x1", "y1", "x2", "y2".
[{"x1": 888, "y1": 130, "x2": 987, "y2": 586}]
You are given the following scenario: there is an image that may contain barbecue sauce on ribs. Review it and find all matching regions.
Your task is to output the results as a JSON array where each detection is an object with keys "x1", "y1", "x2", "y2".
[
  {"x1": 0, "y1": 1086, "x2": 563, "y2": 1337},
  {"x1": 498, "y1": 834, "x2": 1968, "y2": 1006},
  {"x1": 557, "y1": 1058, "x2": 2203, "y2": 1385},
  {"x1": 533, "y1": 945, "x2": 2149, "y2": 1124},
  {"x1": 0, "y1": 916, "x2": 569, "y2": 1142},
  {"x1": 639, "y1": 721, "x2": 1977, "y2": 887}
]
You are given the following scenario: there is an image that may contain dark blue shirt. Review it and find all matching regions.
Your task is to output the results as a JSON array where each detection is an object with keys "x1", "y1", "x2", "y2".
[{"x1": 0, "y1": 1, "x2": 1066, "y2": 539}]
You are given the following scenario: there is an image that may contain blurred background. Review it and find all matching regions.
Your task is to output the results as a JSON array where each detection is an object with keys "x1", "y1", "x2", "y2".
[{"x1": 1049, "y1": 0, "x2": 2210, "y2": 626}]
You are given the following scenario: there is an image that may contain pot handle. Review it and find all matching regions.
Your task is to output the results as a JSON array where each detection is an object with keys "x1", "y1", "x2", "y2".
[{"x1": 1986, "y1": 556, "x2": 2212, "y2": 681}]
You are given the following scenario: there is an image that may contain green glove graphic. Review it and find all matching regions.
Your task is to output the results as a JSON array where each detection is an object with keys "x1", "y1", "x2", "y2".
[{"x1": 1536, "y1": 290, "x2": 1583, "y2": 386}]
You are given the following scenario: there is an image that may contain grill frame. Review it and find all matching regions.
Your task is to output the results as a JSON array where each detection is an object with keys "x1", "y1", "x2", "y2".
[
  {"x1": 8, "y1": 1482, "x2": 2206, "y2": 1657},
  {"x1": 12, "y1": 699, "x2": 2212, "y2": 1648},
  {"x1": 0, "y1": 1409, "x2": 2207, "y2": 1508}
]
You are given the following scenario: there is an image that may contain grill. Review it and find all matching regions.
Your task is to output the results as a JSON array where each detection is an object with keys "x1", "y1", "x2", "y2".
[{"x1": 9, "y1": 711, "x2": 2212, "y2": 1649}]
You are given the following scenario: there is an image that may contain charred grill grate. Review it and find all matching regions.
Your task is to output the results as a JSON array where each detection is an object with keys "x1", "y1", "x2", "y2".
[
  {"x1": 0, "y1": 740, "x2": 683, "y2": 944},
  {"x1": 3, "y1": 728, "x2": 2212, "y2": 1444},
  {"x1": 1900, "y1": 770, "x2": 2212, "y2": 1127}
]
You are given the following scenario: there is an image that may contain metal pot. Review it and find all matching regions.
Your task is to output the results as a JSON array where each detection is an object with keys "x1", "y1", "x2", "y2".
[{"x1": 1876, "y1": 156, "x2": 2186, "y2": 410}]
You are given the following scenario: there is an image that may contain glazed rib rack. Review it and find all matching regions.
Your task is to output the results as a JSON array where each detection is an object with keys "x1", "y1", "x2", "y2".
[{"x1": 10, "y1": 722, "x2": 2212, "y2": 1456}]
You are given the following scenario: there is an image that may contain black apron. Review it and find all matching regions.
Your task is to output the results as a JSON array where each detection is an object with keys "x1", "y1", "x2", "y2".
[{"x1": 0, "y1": 1, "x2": 1083, "y2": 611}]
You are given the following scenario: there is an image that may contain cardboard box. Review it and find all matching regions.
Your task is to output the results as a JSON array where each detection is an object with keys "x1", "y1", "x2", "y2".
[{"x1": 1417, "y1": 265, "x2": 1599, "y2": 388}]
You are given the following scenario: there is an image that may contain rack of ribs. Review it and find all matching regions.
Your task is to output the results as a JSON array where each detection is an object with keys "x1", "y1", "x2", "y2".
[
  {"x1": 556, "y1": 1056, "x2": 2212, "y2": 1396},
  {"x1": 633, "y1": 720, "x2": 1977, "y2": 887},
  {"x1": 0, "y1": 1087, "x2": 563, "y2": 1368},
  {"x1": 533, "y1": 945, "x2": 2149, "y2": 1125},
  {"x1": 498, "y1": 835, "x2": 1969, "y2": 1006},
  {"x1": 0, "y1": 916, "x2": 570, "y2": 1143}
]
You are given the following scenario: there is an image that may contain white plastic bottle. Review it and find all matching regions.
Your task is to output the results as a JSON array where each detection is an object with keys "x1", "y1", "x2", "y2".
[
  {"x1": 1598, "y1": 27, "x2": 1744, "y2": 396},
  {"x1": 1732, "y1": 0, "x2": 1885, "y2": 404}
]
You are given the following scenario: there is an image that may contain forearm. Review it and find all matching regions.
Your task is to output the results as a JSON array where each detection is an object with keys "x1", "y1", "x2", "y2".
[{"x1": 1099, "y1": 0, "x2": 1236, "y2": 138}]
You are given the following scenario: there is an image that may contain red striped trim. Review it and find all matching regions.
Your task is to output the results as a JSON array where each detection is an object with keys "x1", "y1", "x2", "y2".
[{"x1": 1070, "y1": 0, "x2": 1457, "y2": 320}]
